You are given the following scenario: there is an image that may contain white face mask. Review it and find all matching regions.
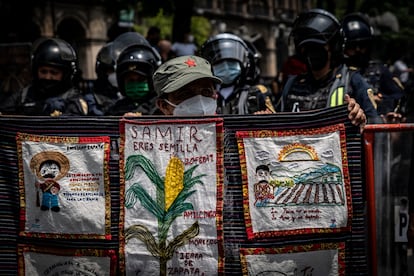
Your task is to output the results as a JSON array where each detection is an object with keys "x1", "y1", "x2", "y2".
[
  {"x1": 107, "y1": 72, "x2": 118, "y2": 88},
  {"x1": 165, "y1": 95, "x2": 217, "y2": 116}
]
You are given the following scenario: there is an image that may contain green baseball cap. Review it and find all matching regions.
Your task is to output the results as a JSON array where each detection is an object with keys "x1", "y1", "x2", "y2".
[{"x1": 153, "y1": 55, "x2": 222, "y2": 96}]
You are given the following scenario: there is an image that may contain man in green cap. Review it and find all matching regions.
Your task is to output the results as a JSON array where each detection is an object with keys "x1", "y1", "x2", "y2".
[{"x1": 153, "y1": 55, "x2": 222, "y2": 115}]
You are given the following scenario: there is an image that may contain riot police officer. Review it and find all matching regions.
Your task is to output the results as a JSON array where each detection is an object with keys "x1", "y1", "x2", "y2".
[
  {"x1": 105, "y1": 32, "x2": 162, "y2": 116},
  {"x1": 84, "y1": 42, "x2": 123, "y2": 115},
  {"x1": 277, "y1": 9, "x2": 378, "y2": 125},
  {"x1": 342, "y1": 12, "x2": 405, "y2": 116},
  {"x1": 200, "y1": 33, "x2": 275, "y2": 115},
  {"x1": 0, "y1": 37, "x2": 87, "y2": 116}
]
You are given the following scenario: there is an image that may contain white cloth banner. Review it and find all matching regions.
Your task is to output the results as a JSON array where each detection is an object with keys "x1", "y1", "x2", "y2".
[
  {"x1": 121, "y1": 119, "x2": 223, "y2": 275},
  {"x1": 17, "y1": 133, "x2": 110, "y2": 238},
  {"x1": 22, "y1": 251, "x2": 112, "y2": 275},
  {"x1": 240, "y1": 243, "x2": 344, "y2": 276},
  {"x1": 236, "y1": 124, "x2": 351, "y2": 238}
]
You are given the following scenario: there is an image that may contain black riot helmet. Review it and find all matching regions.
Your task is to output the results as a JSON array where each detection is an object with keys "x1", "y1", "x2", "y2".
[
  {"x1": 200, "y1": 33, "x2": 251, "y2": 85},
  {"x1": 291, "y1": 9, "x2": 344, "y2": 68},
  {"x1": 30, "y1": 37, "x2": 78, "y2": 97},
  {"x1": 31, "y1": 37, "x2": 78, "y2": 81},
  {"x1": 342, "y1": 13, "x2": 373, "y2": 50},
  {"x1": 112, "y1": 32, "x2": 161, "y2": 63},
  {"x1": 115, "y1": 32, "x2": 161, "y2": 94},
  {"x1": 95, "y1": 42, "x2": 115, "y2": 78}
]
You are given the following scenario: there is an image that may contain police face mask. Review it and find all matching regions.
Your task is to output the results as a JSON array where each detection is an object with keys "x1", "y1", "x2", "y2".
[
  {"x1": 124, "y1": 81, "x2": 150, "y2": 100},
  {"x1": 36, "y1": 79, "x2": 66, "y2": 98},
  {"x1": 302, "y1": 44, "x2": 329, "y2": 71},
  {"x1": 213, "y1": 60, "x2": 241, "y2": 85},
  {"x1": 165, "y1": 95, "x2": 217, "y2": 116},
  {"x1": 347, "y1": 53, "x2": 370, "y2": 68}
]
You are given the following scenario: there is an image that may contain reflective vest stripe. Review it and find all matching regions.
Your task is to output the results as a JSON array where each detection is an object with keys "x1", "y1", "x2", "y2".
[{"x1": 330, "y1": 86, "x2": 344, "y2": 107}]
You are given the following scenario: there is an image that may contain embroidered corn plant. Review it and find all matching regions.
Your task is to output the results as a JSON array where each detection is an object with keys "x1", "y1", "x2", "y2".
[{"x1": 124, "y1": 154, "x2": 206, "y2": 276}]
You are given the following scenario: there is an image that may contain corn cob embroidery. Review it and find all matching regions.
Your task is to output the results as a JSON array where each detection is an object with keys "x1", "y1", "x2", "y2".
[{"x1": 124, "y1": 154, "x2": 206, "y2": 275}]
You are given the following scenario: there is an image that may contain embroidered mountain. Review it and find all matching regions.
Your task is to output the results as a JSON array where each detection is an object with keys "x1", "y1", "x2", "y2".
[{"x1": 255, "y1": 163, "x2": 345, "y2": 207}]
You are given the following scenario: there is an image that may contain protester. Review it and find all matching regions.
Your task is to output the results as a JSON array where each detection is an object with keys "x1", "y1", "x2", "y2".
[
  {"x1": 392, "y1": 56, "x2": 413, "y2": 86},
  {"x1": 171, "y1": 31, "x2": 198, "y2": 56},
  {"x1": 277, "y1": 9, "x2": 379, "y2": 127},
  {"x1": 200, "y1": 33, "x2": 276, "y2": 114},
  {"x1": 105, "y1": 32, "x2": 162, "y2": 116},
  {"x1": 84, "y1": 42, "x2": 123, "y2": 116},
  {"x1": 0, "y1": 37, "x2": 87, "y2": 116},
  {"x1": 153, "y1": 55, "x2": 222, "y2": 116},
  {"x1": 342, "y1": 12, "x2": 405, "y2": 119},
  {"x1": 146, "y1": 26, "x2": 161, "y2": 53},
  {"x1": 158, "y1": 39, "x2": 175, "y2": 63}
]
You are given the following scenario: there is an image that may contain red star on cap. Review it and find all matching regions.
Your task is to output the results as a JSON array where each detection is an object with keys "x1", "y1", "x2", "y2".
[{"x1": 184, "y1": 58, "x2": 197, "y2": 67}]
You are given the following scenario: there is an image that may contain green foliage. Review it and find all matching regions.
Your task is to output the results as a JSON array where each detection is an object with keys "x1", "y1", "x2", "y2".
[
  {"x1": 135, "y1": 9, "x2": 174, "y2": 40},
  {"x1": 133, "y1": 9, "x2": 211, "y2": 43},
  {"x1": 191, "y1": 16, "x2": 212, "y2": 46}
]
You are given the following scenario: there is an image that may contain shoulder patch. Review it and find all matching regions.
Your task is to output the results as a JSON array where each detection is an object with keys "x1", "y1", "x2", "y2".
[
  {"x1": 79, "y1": 98, "x2": 88, "y2": 115},
  {"x1": 392, "y1": 77, "x2": 405, "y2": 90},
  {"x1": 366, "y1": 88, "x2": 377, "y2": 110},
  {"x1": 255, "y1": 84, "x2": 268, "y2": 93}
]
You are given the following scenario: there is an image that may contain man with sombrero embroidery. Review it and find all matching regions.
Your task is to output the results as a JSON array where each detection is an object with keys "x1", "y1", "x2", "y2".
[{"x1": 30, "y1": 151, "x2": 70, "y2": 212}]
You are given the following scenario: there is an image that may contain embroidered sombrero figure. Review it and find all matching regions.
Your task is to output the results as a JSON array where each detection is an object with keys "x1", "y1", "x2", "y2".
[{"x1": 30, "y1": 151, "x2": 70, "y2": 212}]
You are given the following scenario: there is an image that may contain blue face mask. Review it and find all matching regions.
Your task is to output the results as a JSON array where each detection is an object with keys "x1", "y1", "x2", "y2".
[{"x1": 213, "y1": 60, "x2": 242, "y2": 85}]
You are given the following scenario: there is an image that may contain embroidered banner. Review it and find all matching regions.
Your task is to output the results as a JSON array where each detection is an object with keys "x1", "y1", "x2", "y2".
[
  {"x1": 240, "y1": 242, "x2": 345, "y2": 276},
  {"x1": 236, "y1": 124, "x2": 352, "y2": 239},
  {"x1": 18, "y1": 245, "x2": 117, "y2": 275},
  {"x1": 16, "y1": 133, "x2": 111, "y2": 239},
  {"x1": 119, "y1": 118, "x2": 224, "y2": 275},
  {"x1": 0, "y1": 107, "x2": 369, "y2": 275}
]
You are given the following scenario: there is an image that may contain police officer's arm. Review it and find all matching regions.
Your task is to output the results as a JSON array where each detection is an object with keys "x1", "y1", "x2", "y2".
[
  {"x1": 380, "y1": 66, "x2": 405, "y2": 100},
  {"x1": 350, "y1": 72, "x2": 381, "y2": 123},
  {"x1": 378, "y1": 67, "x2": 406, "y2": 123}
]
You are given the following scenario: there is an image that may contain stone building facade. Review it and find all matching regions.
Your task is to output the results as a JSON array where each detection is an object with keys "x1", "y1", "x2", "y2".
[
  {"x1": 194, "y1": 0, "x2": 311, "y2": 78},
  {"x1": 31, "y1": 1, "x2": 114, "y2": 80},
  {"x1": 3, "y1": 0, "x2": 311, "y2": 80}
]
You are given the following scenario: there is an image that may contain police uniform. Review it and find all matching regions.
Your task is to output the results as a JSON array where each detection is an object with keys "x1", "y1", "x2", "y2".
[
  {"x1": 278, "y1": 64, "x2": 378, "y2": 120},
  {"x1": 277, "y1": 9, "x2": 380, "y2": 123},
  {"x1": 0, "y1": 38, "x2": 88, "y2": 116},
  {"x1": 342, "y1": 13, "x2": 405, "y2": 116},
  {"x1": 105, "y1": 32, "x2": 161, "y2": 116},
  {"x1": 216, "y1": 83, "x2": 275, "y2": 115},
  {"x1": 360, "y1": 60, "x2": 405, "y2": 114},
  {"x1": 106, "y1": 95, "x2": 158, "y2": 116},
  {"x1": 0, "y1": 85, "x2": 87, "y2": 116}
]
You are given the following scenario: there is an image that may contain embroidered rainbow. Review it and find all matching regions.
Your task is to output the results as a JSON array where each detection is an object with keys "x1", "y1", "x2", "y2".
[{"x1": 278, "y1": 143, "x2": 319, "y2": 161}]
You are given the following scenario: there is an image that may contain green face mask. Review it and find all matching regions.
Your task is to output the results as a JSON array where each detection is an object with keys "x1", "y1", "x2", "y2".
[{"x1": 124, "y1": 81, "x2": 150, "y2": 100}]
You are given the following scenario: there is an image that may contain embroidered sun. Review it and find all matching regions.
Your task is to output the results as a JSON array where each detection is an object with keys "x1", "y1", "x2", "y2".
[{"x1": 278, "y1": 143, "x2": 319, "y2": 162}]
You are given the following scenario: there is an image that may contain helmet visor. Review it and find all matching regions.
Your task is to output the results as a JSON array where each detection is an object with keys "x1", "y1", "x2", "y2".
[
  {"x1": 293, "y1": 11, "x2": 340, "y2": 47},
  {"x1": 202, "y1": 39, "x2": 248, "y2": 66}
]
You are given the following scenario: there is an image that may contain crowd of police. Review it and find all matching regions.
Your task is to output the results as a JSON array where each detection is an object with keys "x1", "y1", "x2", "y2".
[{"x1": 0, "y1": 9, "x2": 412, "y2": 124}]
